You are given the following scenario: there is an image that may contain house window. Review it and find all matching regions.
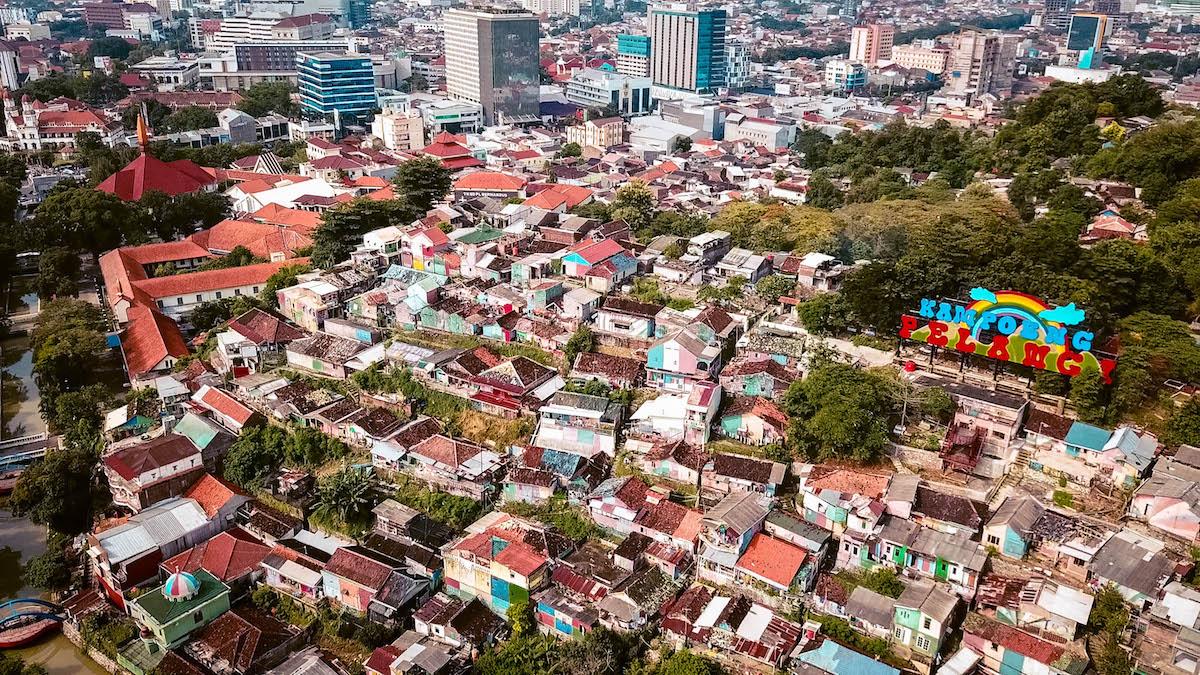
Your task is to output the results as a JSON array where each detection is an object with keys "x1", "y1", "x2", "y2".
[
  {"x1": 893, "y1": 626, "x2": 905, "y2": 641},
  {"x1": 192, "y1": 610, "x2": 204, "y2": 624},
  {"x1": 916, "y1": 635, "x2": 931, "y2": 651},
  {"x1": 235, "y1": 288, "x2": 242, "y2": 296},
  {"x1": 253, "y1": 286, "x2": 259, "y2": 293},
  {"x1": 923, "y1": 617, "x2": 932, "y2": 630},
  {"x1": 215, "y1": 291, "x2": 223, "y2": 299},
  {"x1": 177, "y1": 297, "x2": 184, "y2": 306},
  {"x1": 986, "y1": 534, "x2": 1000, "y2": 546},
  {"x1": 992, "y1": 430, "x2": 1005, "y2": 439},
  {"x1": 196, "y1": 294, "x2": 203, "y2": 302}
]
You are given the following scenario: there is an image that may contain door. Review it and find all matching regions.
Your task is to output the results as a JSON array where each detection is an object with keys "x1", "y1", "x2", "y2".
[{"x1": 934, "y1": 557, "x2": 949, "y2": 581}]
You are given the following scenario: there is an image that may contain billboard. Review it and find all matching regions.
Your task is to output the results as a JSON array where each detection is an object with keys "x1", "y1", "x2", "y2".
[{"x1": 898, "y1": 287, "x2": 1118, "y2": 383}]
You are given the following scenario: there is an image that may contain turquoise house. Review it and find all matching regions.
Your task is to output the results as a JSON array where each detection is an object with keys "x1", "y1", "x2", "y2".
[
  {"x1": 1064, "y1": 421, "x2": 1110, "y2": 459},
  {"x1": 129, "y1": 569, "x2": 230, "y2": 649},
  {"x1": 983, "y1": 495, "x2": 1045, "y2": 559}
]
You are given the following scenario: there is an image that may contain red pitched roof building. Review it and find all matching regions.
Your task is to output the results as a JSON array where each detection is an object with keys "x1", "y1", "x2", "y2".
[{"x1": 96, "y1": 152, "x2": 219, "y2": 201}]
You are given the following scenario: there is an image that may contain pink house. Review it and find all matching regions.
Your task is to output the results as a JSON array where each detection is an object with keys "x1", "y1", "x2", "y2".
[{"x1": 1131, "y1": 445, "x2": 1200, "y2": 543}]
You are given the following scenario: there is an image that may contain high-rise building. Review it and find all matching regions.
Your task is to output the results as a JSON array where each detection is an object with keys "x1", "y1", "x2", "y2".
[
  {"x1": 1043, "y1": 0, "x2": 1072, "y2": 30},
  {"x1": 1171, "y1": 0, "x2": 1200, "y2": 14},
  {"x1": 371, "y1": 95, "x2": 425, "y2": 150},
  {"x1": 647, "y1": 4, "x2": 727, "y2": 94},
  {"x1": 945, "y1": 30, "x2": 1019, "y2": 101},
  {"x1": 1067, "y1": 13, "x2": 1109, "y2": 53},
  {"x1": 296, "y1": 51, "x2": 377, "y2": 123},
  {"x1": 848, "y1": 23, "x2": 894, "y2": 66},
  {"x1": 520, "y1": 0, "x2": 585, "y2": 16},
  {"x1": 341, "y1": 0, "x2": 369, "y2": 28},
  {"x1": 617, "y1": 34, "x2": 651, "y2": 78},
  {"x1": 725, "y1": 39, "x2": 749, "y2": 89},
  {"x1": 443, "y1": 7, "x2": 540, "y2": 126}
]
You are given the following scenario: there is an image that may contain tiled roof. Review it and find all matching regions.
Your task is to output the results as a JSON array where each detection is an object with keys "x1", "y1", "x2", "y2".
[
  {"x1": 325, "y1": 547, "x2": 394, "y2": 590},
  {"x1": 195, "y1": 385, "x2": 256, "y2": 426},
  {"x1": 163, "y1": 530, "x2": 270, "y2": 581},
  {"x1": 96, "y1": 152, "x2": 217, "y2": 201},
  {"x1": 524, "y1": 184, "x2": 593, "y2": 210},
  {"x1": 720, "y1": 396, "x2": 789, "y2": 431},
  {"x1": 183, "y1": 473, "x2": 246, "y2": 518},
  {"x1": 122, "y1": 306, "x2": 189, "y2": 376},
  {"x1": 132, "y1": 259, "x2": 307, "y2": 301},
  {"x1": 735, "y1": 534, "x2": 807, "y2": 588},
  {"x1": 805, "y1": 466, "x2": 891, "y2": 499},
  {"x1": 226, "y1": 308, "x2": 305, "y2": 345},
  {"x1": 454, "y1": 171, "x2": 528, "y2": 191},
  {"x1": 411, "y1": 434, "x2": 482, "y2": 469},
  {"x1": 572, "y1": 351, "x2": 643, "y2": 384},
  {"x1": 104, "y1": 434, "x2": 199, "y2": 481}
]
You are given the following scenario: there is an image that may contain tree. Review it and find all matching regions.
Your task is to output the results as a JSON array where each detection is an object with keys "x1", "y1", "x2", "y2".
[
  {"x1": 796, "y1": 293, "x2": 851, "y2": 335},
  {"x1": 238, "y1": 81, "x2": 298, "y2": 117},
  {"x1": 563, "y1": 326, "x2": 595, "y2": 370},
  {"x1": 312, "y1": 199, "x2": 420, "y2": 268},
  {"x1": 32, "y1": 299, "x2": 107, "y2": 417},
  {"x1": 51, "y1": 384, "x2": 111, "y2": 451},
  {"x1": 260, "y1": 263, "x2": 312, "y2": 306},
  {"x1": 1093, "y1": 631, "x2": 1132, "y2": 675},
  {"x1": 653, "y1": 651, "x2": 723, "y2": 675},
  {"x1": 9, "y1": 447, "x2": 102, "y2": 535},
  {"x1": 188, "y1": 298, "x2": 237, "y2": 331},
  {"x1": 611, "y1": 181, "x2": 656, "y2": 232},
  {"x1": 33, "y1": 187, "x2": 139, "y2": 257},
  {"x1": 782, "y1": 362, "x2": 895, "y2": 462},
  {"x1": 314, "y1": 466, "x2": 376, "y2": 533},
  {"x1": 162, "y1": 106, "x2": 219, "y2": 133},
  {"x1": 1070, "y1": 368, "x2": 1108, "y2": 424},
  {"x1": 284, "y1": 426, "x2": 350, "y2": 467},
  {"x1": 806, "y1": 172, "x2": 844, "y2": 209},
  {"x1": 558, "y1": 141, "x2": 582, "y2": 158},
  {"x1": 507, "y1": 598, "x2": 534, "y2": 637},
  {"x1": 671, "y1": 136, "x2": 693, "y2": 153},
  {"x1": 121, "y1": 99, "x2": 170, "y2": 133},
  {"x1": 0, "y1": 653, "x2": 49, "y2": 675},
  {"x1": 223, "y1": 425, "x2": 288, "y2": 489},
  {"x1": 858, "y1": 568, "x2": 904, "y2": 598},
  {"x1": 407, "y1": 72, "x2": 429, "y2": 93},
  {"x1": 1165, "y1": 398, "x2": 1200, "y2": 448},
  {"x1": 87, "y1": 36, "x2": 132, "y2": 59},
  {"x1": 35, "y1": 248, "x2": 80, "y2": 299},
  {"x1": 392, "y1": 156, "x2": 452, "y2": 215},
  {"x1": 23, "y1": 545, "x2": 72, "y2": 593},
  {"x1": 709, "y1": 200, "x2": 841, "y2": 253}
]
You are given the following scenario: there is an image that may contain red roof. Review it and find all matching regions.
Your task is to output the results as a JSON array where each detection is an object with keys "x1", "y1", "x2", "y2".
[
  {"x1": 131, "y1": 259, "x2": 307, "y2": 301},
  {"x1": 566, "y1": 238, "x2": 626, "y2": 265},
  {"x1": 122, "y1": 305, "x2": 189, "y2": 376},
  {"x1": 162, "y1": 530, "x2": 270, "y2": 581},
  {"x1": 196, "y1": 385, "x2": 256, "y2": 427},
  {"x1": 524, "y1": 184, "x2": 593, "y2": 211},
  {"x1": 184, "y1": 473, "x2": 247, "y2": 518},
  {"x1": 453, "y1": 171, "x2": 528, "y2": 192},
  {"x1": 735, "y1": 534, "x2": 807, "y2": 588},
  {"x1": 423, "y1": 132, "x2": 472, "y2": 159},
  {"x1": 226, "y1": 308, "x2": 305, "y2": 345},
  {"x1": 325, "y1": 548, "x2": 393, "y2": 589},
  {"x1": 96, "y1": 152, "x2": 217, "y2": 201}
]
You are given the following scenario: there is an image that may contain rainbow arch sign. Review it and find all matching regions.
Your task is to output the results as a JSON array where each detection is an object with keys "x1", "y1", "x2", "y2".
[{"x1": 899, "y1": 287, "x2": 1117, "y2": 383}]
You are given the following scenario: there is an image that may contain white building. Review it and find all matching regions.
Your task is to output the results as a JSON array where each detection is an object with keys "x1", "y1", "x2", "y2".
[
  {"x1": 520, "y1": 0, "x2": 585, "y2": 15},
  {"x1": 565, "y1": 68, "x2": 652, "y2": 116},
  {"x1": 129, "y1": 55, "x2": 201, "y2": 91},
  {"x1": 944, "y1": 30, "x2": 1020, "y2": 100},
  {"x1": 4, "y1": 22, "x2": 50, "y2": 40},
  {"x1": 724, "y1": 113, "x2": 795, "y2": 149},
  {"x1": 823, "y1": 59, "x2": 867, "y2": 91},
  {"x1": 409, "y1": 93, "x2": 484, "y2": 134},
  {"x1": 892, "y1": 43, "x2": 950, "y2": 74},
  {"x1": 0, "y1": 42, "x2": 18, "y2": 91},
  {"x1": 371, "y1": 95, "x2": 426, "y2": 151}
]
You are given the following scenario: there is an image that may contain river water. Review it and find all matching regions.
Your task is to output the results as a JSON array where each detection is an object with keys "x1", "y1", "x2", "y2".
[{"x1": 0, "y1": 282, "x2": 107, "y2": 673}]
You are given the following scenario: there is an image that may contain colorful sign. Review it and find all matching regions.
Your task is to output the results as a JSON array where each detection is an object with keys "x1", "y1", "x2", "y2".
[{"x1": 899, "y1": 288, "x2": 1117, "y2": 383}]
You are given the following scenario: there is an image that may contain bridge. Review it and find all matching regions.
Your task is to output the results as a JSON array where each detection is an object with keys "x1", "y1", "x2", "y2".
[
  {"x1": 0, "y1": 598, "x2": 65, "y2": 632},
  {"x1": 0, "y1": 446, "x2": 49, "y2": 472}
]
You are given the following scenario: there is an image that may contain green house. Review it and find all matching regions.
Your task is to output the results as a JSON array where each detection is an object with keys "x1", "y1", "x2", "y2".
[
  {"x1": 129, "y1": 569, "x2": 231, "y2": 649},
  {"x1": 892, "y1": 579, "x2": 958, "y2": 662}
]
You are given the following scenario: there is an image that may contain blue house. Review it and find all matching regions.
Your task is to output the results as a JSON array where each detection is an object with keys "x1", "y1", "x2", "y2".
[
  {"x1": 795, "y1": 637, "x2": 901, "y2": 675},
  {"x1": 1064, "y1": 421, "x2": 1110, "y2": 459},
  {"x1": 983, "y1": 495, "x2": 1046, "y2": 559}
]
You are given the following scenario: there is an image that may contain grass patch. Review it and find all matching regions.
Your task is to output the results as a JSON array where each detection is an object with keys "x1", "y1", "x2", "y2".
[
  {"x1": 1053, "y1": 490, "x2": 1075, "y2": 509},
  {"x1": 834, "y1": 567, "x2": 904, "y2": 598},
  {"x1": 391, "y1": 474, "x2": 483, "y2": 530},
  {"x1": 454, "y1": 409, "x2": 533, "y2": 449},
  {"x1": 502, "y1": 493, "x2": 600, "y2": 540}
]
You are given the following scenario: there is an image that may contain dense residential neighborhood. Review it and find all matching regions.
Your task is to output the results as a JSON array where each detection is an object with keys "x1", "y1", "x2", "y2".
[{"x1": 5, "y1": 0, "x2": 1200, "y2": 673}]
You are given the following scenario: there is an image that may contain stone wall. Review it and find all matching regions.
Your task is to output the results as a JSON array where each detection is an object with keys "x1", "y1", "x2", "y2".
[{"x1": 888, "y1": 443, "x2": 944, "y2": 472}]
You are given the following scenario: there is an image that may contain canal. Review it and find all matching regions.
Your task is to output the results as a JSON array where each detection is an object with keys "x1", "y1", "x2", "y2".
[{"x1": 1, "y1": 278, "x2": 106, "y2": 673}]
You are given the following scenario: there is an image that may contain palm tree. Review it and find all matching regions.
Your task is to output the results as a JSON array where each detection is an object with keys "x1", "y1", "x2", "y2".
[{"x1": 317, "y1": 466, "x2": 373, "y2": 525}]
